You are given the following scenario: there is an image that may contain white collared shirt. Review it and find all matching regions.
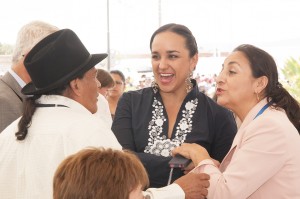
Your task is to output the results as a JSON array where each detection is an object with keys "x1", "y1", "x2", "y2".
[{"x1": 8, "y1": 69, "x2": 26, "y2": 88}]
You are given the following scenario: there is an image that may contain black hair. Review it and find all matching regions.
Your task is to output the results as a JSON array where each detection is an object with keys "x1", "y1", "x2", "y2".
[
  {"x1": 110, "y1": 70, "x2": 125, "y2": 83},
  {"x1": 150, "y1": 23, "x2": 198, "y2": 57}
]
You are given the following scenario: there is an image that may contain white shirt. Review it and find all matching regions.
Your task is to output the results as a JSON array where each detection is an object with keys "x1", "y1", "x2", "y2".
[
  {"x1": 145, "y1": 184, "x2": 185, "y2": 199},
  {"x1": 94, "y1": 94, "x2": 113, "y2": 127},
  {"x1": 8, "y1": 69, "x2": 26, "y2": 88},
  {"x1": 0, "y1": 95, "x2": 121, "y2": 199}
]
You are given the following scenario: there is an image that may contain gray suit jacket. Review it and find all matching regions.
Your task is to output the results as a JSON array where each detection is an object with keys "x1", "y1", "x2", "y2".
[{"x1": 0, "y1": 72, "x2": 26, "y2": 132}]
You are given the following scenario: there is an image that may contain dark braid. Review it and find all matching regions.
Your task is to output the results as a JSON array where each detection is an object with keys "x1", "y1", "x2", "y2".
[
  {"x1": 15, "y1": 95, "x2": 41, "y2": 140},
  {"x1": 268, "y1": 84, "x2": 300, "y2": 133},
  {"x1": 15, "y1": 72, "x2": 85, "y2": 140}
]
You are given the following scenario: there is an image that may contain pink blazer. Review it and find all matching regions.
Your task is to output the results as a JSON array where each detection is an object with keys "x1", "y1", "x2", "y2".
[{"x1": 196, "y1": 99, "x2": 300, "y2": 199}]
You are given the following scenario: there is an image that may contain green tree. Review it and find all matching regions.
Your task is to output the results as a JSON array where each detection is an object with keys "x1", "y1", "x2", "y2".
[
  {"x1": 281, "y1": 57, "x2": 300, "y2": 102},
  {"x1": 0, "y1": 42, "x2": 14, "y2": 55}
]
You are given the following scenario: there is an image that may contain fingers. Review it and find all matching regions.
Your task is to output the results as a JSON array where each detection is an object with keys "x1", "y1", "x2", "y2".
[
  {"x1": 200, "y1": 187, "x2": 208, "y2": 199},
  {"x1": 198, "y1": 173, "x2": 210, "y2": 180},
  {"x1": 174, "y1": 172, "x2": 210, "y2": 199},
  {"x1": 201, "y1": 178, "x2": 210, "y2": 188},
  {"x1": 172, "y1": 143, "x2": 193, "y2": 159}
]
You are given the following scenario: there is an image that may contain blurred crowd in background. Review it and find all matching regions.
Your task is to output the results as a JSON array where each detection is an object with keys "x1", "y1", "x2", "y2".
[{"x1": 124, "y1": 72, "x2": 217, "y2": 99}]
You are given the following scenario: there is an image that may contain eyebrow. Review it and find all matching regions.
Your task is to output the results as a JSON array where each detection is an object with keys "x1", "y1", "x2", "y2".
[
  {"x1": 223, "y1": 61, "x2": 241, "y2": 67},
  {"x1": 151, "y1": 50, "x2": 180, "y2": 54},
  {"x1": 167, "y1": 50, "x2": 180, "y2": 54}
]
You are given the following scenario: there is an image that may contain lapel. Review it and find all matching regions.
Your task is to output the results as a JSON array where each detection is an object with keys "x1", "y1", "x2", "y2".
[
  {"x1": 219, "y1": 99, "x2": 269, "y2": 171},
  {"x1": 1, "y1": 72, "x2": 26, "y2": 102}
]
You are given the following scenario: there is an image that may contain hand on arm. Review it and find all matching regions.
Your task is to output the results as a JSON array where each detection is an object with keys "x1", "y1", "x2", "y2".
[
  {"x1": 174, "y1": 172, "x2": 210, "y2": 199},
  {"x1": 172, "y1": 143, "x2": 211, "y2": 166}
]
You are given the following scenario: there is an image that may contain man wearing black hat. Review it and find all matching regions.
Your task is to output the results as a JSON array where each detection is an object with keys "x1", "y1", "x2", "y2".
[{"x1": 0, "y1": 29, "x2": 122, "y2": 199}]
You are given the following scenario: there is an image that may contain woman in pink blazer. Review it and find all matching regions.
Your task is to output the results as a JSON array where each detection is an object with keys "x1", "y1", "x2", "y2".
[{"x1": 173, "y1": 44, "x2": 300, "y2": 199}]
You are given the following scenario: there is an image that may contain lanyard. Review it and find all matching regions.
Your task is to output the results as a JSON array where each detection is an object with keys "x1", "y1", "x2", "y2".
[
  {"x1": 253, "y1": 102, "x2": 272, "y2": 120},
  {"x1": 35, "y1": 104, "x2": 69, "y2": 108}
]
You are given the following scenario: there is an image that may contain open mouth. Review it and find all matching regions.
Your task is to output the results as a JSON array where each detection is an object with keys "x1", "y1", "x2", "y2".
[{"x1": 159, "y1": 73, "x2": 174, "y2": 83}]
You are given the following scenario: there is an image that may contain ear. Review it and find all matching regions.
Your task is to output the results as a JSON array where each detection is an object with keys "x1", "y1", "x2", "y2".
[
  {"x1": 69, "y1": 78, "x2": 81, "y2": 97},
  {"x1": 255, "y1": 76, "x2": 268, "y2": 94},
  {"x1": 190, "y1": 53, "x2": 198, "y2": 72}
]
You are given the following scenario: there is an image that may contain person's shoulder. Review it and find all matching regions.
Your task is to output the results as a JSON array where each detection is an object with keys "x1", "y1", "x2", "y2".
[
  {"x1": 246, "y1": 109, "x2": 298, "y2": 145},
  {"x1": 0, "y1": 77, "x2": 11, "y2": 92},
  {"x1": 57, "y1": 109, "x2": 106, "y2": 131},
  {"x1": 0, "y1": 86, "x2": 20, "y2": 107},
  {"x1": 260, "y1": 108, "x2": 295, "y2": 130},
  {"x1": 0, "y1": 72, "x2": 15, "y2": 85},
  {"x1": 0, "y1": 74, "x2": 21, "y2": 99}
]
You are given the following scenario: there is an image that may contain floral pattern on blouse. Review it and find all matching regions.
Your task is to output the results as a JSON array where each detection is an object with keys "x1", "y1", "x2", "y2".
[{"x1": 144, "y1": 97, "x2": 198, "y2": 157}]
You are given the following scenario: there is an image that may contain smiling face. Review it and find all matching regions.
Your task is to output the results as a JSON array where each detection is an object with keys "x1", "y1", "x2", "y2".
[
  {"x1": 216, "y1": 51, "x2": 262, "y2": 119},
  {"x1": 151, "y1": 31, "x2": 198, "y2": 95}
]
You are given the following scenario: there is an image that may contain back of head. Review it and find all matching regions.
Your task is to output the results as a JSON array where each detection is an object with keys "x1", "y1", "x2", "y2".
[
  {"x1": 96, "y1": 68, "x2": 114, "y2": 88},
  {"x1": 11, "y1": 20, "x2": 59, "y2": 65},
  {"x1": 234, "y1": 44, "x2": 300, "y2": 132},
  {"x1": 53, "y1": 148, "x2": 149, "y2": 199}
]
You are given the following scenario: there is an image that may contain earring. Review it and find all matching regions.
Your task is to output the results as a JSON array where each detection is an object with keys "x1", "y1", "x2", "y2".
[
  {"x1": 185, "y1": 73, "x2": 193, "y2": 93},
  {"x1": 151, "y1": 80, "x2": 159, "y2": 94},
  {"x1": 256, "y1": 92, "x2": 260, "y2": 102}
]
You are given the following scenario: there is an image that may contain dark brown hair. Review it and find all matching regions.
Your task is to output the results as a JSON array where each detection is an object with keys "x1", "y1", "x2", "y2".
[
  {"x1": 150, "y1": 23, "x2": 198, "y2": 58},
  {"x1": 96, "y1": 69, "x2": 115, "y2": 88},
  {"x1": 110, "y1": 70, "x2": 126, "y2": 83},
  {"x1": 234, "y1": 44, "x2": 300, "y2": 133},
  {"x1": 53, "y1": 148, "x2": 149, "y2": 199}
]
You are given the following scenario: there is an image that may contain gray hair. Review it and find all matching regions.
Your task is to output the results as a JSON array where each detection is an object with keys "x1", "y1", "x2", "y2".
[{"x1": 11, "y1": 20, "x2": 59, "y2": 65}]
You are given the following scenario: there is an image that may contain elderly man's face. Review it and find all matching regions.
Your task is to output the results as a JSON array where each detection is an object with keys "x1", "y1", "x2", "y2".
[{"x1": 76, "y1": 67, "x2": 99, "y2": 113}]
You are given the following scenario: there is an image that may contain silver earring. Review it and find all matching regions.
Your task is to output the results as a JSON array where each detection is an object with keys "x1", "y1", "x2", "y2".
[
  {"x1": 185, "y1": 73, "x2": 193, "y2": 93},
  {"x1": 151, "y1": 81, "x2": 159, "y2": 94}
]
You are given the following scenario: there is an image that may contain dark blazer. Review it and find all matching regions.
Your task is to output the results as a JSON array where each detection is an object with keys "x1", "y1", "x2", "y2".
[{"x1": 0, "y1": 72, "x2": 26, "y2": 132}]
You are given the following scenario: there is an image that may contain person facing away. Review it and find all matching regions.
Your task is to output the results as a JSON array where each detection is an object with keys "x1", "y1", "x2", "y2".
[
  {"x1": 96, "y1": 68, "x2": 115, "y2": 97},
  {"x1": 53, "y1": 148, "x2": 211, "y2": 199},
  {"x1": 107, "y1": 69, "x2": 126, "y2": 119},
  {"x1": 111, "y1": 23, "x2": 237, "y2": 188},
  {"x1": 53, "y1": 147, "x2": 149, "y2": 199},
  {"x1": 173, "y1": 44, "x2": 300, "y2": 199},
  {"x1": 0, "y1": 29, "x2": 121, "y2": 199},
  {"x1": 94, "y1": 68, "x2": 115, "y2": 127},
  {"x1": 0, "y1": 20, "x2": 59, "y2": 132}
]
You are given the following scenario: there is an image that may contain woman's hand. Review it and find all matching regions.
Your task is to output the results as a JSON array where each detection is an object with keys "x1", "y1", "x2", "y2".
[
  {"x1": 172, "y1": 143, "x2": 211, "y2": 166},
  {"x1": 182, "y1": 161, "x2": 195, "y2": 174}
]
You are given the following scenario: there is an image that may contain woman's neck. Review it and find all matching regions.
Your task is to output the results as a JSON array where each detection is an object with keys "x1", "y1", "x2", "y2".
[{"x1": 234, "y1": 99, "x2": 260, "y2": 122}]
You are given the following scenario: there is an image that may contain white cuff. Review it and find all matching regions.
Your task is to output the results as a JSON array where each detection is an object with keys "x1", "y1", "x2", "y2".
[{"x1": 144, "y1": 183, "x2": 185, "y2": 199}]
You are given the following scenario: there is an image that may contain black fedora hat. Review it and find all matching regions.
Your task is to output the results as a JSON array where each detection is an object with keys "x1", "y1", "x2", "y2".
[{"x1": 22, "y1": 29, "x2": 107, "y2": 95}]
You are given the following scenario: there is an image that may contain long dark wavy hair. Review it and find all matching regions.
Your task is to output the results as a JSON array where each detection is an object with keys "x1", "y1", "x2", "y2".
[{"x1": 234, "y1": 44, "x2": 300, "y2": 133}]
